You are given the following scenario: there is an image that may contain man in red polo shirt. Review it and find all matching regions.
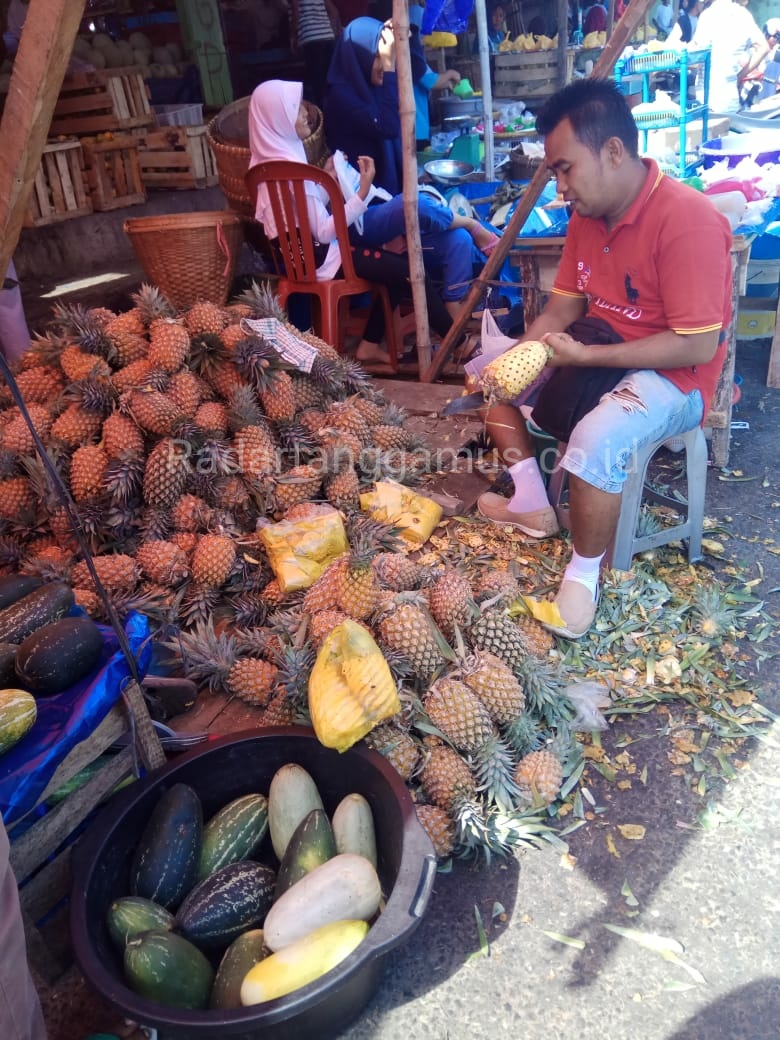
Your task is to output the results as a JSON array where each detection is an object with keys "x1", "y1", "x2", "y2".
[{"x1": 474, "y1": 78, "x2": 731, "y2": 639}]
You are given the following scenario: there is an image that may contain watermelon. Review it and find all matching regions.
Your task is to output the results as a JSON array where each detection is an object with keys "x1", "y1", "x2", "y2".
[{"x1": 0, "y1": 689, "x2": 37, "y2": 756}]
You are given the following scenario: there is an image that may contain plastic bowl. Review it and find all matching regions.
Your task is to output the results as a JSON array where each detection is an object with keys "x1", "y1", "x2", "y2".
[
  {"x1": 700, "y1": 132, "x2": 780, "y2": 168},
  {"x1": 424, "y1": 158, "x2": 475, "y2": 186},
  {"x1": 70, "y1": 727, "x2": 436, "y2": 1040}
]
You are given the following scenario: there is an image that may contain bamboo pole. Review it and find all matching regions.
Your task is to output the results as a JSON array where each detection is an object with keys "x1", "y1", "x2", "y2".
[
  {"x1": 420, "y1": 0, "x2": 657, "y2": 382},
  {"x1": 393, "y1": 0, "x2": 432, "y2": 368},
  {"x1": 0, "y1": 0, "x2": 86, "y2": 279},
  {"x1": 557, "y1": 0, "x2": 570, "y2": 86}
]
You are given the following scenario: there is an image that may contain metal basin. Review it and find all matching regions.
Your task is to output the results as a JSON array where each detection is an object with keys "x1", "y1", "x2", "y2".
[{"x1": 423, "y1": 159, "x2": 475, "y2": 186}]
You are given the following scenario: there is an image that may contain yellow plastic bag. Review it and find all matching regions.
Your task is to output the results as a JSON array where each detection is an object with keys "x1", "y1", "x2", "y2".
[
  {"x1": 359, "y1": 481, "x2": 443, "y2": 546},
  {"x1": 260, "y1": 512, "x2": 349, "y2": 593}
]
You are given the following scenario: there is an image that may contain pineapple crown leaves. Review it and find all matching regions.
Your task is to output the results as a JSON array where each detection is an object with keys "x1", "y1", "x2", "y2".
[
  {"x1": 51, "y1": 302, "x2": 116, "y2": 362},
  {"x1": 237, "y1": 279, "x2": 286, "y2": 319},
  {"x1": 62, "y1": 378, "x2": 118, "y2": 416},
  {"x1": 103, "y1": 452, "x2": 144, "y2": 505},
  {"x1": 178, "y1": 581, "x2": 223, "y2": 630},
  {"x1": 502, "y1": 712, "x2": 544, "y2": 757},
  {"x1": 131, "y1": 282, "x2": 175, "y2": 323},
  {"x1": 346, "y1": 514, "x2": 406, "y2": 554},
  {"x1": 227, "y1": 591, "x2": 269, "y2": 630},
  {"x1": 334, "y1": 357, "x2": 372, "y2": 392},
  {"x1": 161, "y1": 617, "x2": 240, "y2": 689},
  {"x1": 358, "y1": 449, "x2": 425, "y2": 488},
  {"x1": 274, "y1": 420, "x2": 319, "y2": 463},
  {"x1": 231, "y1": 625, "x2": 273, "y2": 658},
  {"x1": 379, "y1": 400, "x2": 408, "y2": 427},
  {"x1": 468, "y1": 733, "x2": 523, "y2": 812},
  {"x1": 226, "y1": 385, "x2": 266, "y2": 433},
  {"x1": 0, "y1": 532, "x2": 29, "y2": 571},
  {"x1": 516, "y1": 656, "x2": 575, "y2": 729},
  {"x1": 188, "y1": 332, "x2": 230, "y2": 377},
  {"x1": 375, "y1": 642, "x2": 417, "y2": 683}
]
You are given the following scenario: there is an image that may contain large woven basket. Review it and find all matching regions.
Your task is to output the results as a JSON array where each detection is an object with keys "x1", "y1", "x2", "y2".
[
  {"x1": 207, "y1": 96, "x2": 328, "y2": 219},
  {"x1": 124, "y1": 210, "x2": 244, "y2": 311}
]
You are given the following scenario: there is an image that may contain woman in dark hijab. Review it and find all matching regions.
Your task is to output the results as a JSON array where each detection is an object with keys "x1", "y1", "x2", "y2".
[{"x1": 322, "y1": 16, "x2": 404, "y2": 194}]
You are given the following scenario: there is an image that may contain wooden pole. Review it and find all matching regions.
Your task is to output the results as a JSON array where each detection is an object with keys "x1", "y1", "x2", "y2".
[
  {"x1": 393, "y1": 0, "x2": 432, "y2": 368},
  {"x1": 473, "y1": 0, "x2": 494, "y2": 180},
  {"x1": 556, "y1": 0, "x2": 570, "y2": 86},
  {"x1": 0, "y1": 0, "x2": 87, "y2": 279},
  {"x1": 421, "y1": 0, "x2": 657, "y2": 382}
]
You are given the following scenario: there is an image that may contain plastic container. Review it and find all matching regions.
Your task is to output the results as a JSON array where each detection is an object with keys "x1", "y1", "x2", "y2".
[
  {"x1": 70, "y1": 727, "x2": 436, "y2": 1040},
  {"x1": 154, "y1": 103, "x2": 205, "y2": 127},
  {"x1": 700, "y1": 132, "x2": 780, "y2": 169}
]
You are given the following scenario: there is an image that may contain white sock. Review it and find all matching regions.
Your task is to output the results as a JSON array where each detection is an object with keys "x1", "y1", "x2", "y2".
[
  {"x1": 563, "y1": 549, "x2": 604, "y2": 600},
  {"x1": 507, "y1": 457, "x2": 550, "y2": 513}
]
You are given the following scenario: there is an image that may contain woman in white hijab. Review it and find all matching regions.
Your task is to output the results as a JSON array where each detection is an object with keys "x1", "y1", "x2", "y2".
[{"x1": 248, "y1": 80, "x2": 490, "y2": 365}]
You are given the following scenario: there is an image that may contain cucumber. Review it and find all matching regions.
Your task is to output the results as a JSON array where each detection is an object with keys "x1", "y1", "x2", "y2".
[
  {"x1": 263, "y1": 853, "x2": 382, "y2": 953},
  {"x1": 174, "y1": 860, "x2": 276, "y2": 950},
  {"x1": 0, "y1": 575, "x2": 43, "y2": 611},
  {"x1": 130, "y1": 783, "x2": 203, "y2": 910},
  {"x1": 15, "y1": 616, "x2": 104, "y2": 695},
  {"x1": 268, "y1": 763, "x2": 324, "y2": 862},
  {"x1": 275, "y1": 809, "x2": 336, "y2": 899},
  {"x1": 241, "y1": 920, "x2": 369, "y2": 1006},
  {"x1": 0, "y1": 688, "x2": 37, "y2": 756},
  {"x1": 210, "y1": 929, "x2": 268, "y2": 1010},
  {"x1": 331, "y1": 793, "x2": 377, "y2": 868},
  {"x1": 0, "y1": 644, "x2": 18, "y2": 686},
  {"x1": 198, "y1": 792, "x2": 269, "y2": 881},
  {"x1": 0, "y1": 582, "x2": 73, "y2": 644},
  {"x1": 107, "y1": 896, "x2": 175, "y2": 949},
  {"x1": 124, "y1": 929, "x2": 214, "y2": 1010}
]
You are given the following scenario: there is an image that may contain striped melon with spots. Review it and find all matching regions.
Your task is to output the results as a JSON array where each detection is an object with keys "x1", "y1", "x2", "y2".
[{"x1": 0, "y1": 689, "x2": 37, "y2": 755}]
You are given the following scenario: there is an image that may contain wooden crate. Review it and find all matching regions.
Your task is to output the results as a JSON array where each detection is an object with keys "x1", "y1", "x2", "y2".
[
  {"x1": 49, "y1": 66, "x2": 153, "y2": 136},
  {"x1": 136, "y1": 125, "x2": 219, "y2": 190},
  {"x1": 9, "y1": 681, "x2": 165, "y2": 984},
  {"x1": 24, "y1": 140, "x2": 93, "y2": 227},
  {"x1": 82, "y1": 134, "x2": 146, "y2": 211},
  {"x1": 494, "y1": 48, "x2": 575, "y2": 100}
]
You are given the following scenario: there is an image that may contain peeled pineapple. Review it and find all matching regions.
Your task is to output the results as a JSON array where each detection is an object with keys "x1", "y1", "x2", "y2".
[
  {"x1": 308, "y1": 620, "x2": 400, "y2": 752},
  {"x1": 480, "y1": 340, "x2": 551, "y2": 402}
]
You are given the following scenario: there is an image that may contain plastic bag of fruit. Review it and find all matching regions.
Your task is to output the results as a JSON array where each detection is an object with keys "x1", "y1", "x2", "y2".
[{"x1": 260, "y1": 512, "x2": 349, "y2": 592}]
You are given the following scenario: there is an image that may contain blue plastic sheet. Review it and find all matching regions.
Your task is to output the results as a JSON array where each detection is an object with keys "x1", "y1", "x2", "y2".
[
  {"x1": 0, "y1": 611, "x2": 152, "y2": 827},
  {"x1": 422, "y1": 0, "x2": 474, "y2": 36}
]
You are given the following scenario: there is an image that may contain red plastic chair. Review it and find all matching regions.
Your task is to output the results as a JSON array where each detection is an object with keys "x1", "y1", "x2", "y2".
[{"x1": 245, "y1": 160, "x2": 401, "y2": 366}]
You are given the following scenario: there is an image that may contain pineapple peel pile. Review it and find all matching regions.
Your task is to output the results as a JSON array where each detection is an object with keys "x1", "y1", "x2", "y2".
[
  {"x1": 479, "y1": 340, "x2": 552, "y2": 402},
  {"x1": 309, "y1": 620, "x2": 400, "y2": 753},
  {"x1": 260, "y1": 513, "x2": 349, "y2": 593}
]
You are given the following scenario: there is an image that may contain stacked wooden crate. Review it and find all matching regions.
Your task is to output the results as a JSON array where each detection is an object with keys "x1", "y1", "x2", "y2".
[
  {"x1": 135, "y1": 124, "x2": 218, "y2": 191},
  {"x1": 49, "y1": 66, "x2": 154, "y2": 137},
  {"x1": 24, "y1": 141, "x2": 94, "y2": 227}
]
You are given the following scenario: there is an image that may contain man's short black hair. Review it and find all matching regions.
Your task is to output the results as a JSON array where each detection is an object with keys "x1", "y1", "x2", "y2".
[{"x1": 536, "y1": 78, "x2": 639, "y2": 158}]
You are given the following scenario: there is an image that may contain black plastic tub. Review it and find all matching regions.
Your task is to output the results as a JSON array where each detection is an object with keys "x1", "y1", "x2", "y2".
[{"x1": 70, "y1": 727, "x2": 437, "y2": 1040}]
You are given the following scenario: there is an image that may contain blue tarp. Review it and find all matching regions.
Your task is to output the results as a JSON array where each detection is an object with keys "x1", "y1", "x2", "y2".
[{"x1": 0, "y1": 611, "x2": 152, "y2": 827}]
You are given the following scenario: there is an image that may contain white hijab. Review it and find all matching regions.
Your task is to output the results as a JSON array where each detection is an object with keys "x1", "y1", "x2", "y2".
[{"x1": 248, "y1": 80, "x2": 314, "y2": 237}]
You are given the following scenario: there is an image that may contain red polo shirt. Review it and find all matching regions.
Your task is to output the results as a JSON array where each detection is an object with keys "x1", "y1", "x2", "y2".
[{"x1": 552, "y1": 159, "x2": 732, "y2": 419}]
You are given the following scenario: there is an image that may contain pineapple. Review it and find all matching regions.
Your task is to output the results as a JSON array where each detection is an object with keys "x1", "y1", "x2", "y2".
[
  {"x1": 124, "y1": 388, "x2": 183, "y2": 437},
  {"x1": 111, "y1": 358, "x2": 154, "y2": 393},
  {"x1": 194, "y1": 401, "x2": 229, "y2": 435},
  {"x1": 424, "y1": 677, "x2": 519, "y2": 810},
  {"x1": 131, "y1": 283, "x2": 175, "y2": 328},
  {"x1": 325, "y1": 400, "x2": 371, "y2": 445},
  {"x1": 336, "y1": 533, "x2": 380, "y2": 620},
  {"x1": 171, "y1": 531, "x2": 199, "y2": 555},
  {"x1": 185, "y1": 301, "x2": 227, "y2": 337},
  {"x1": 373, "y1": 551, "x2": 419, "y2": 592},
  {"x1": 689, "y1": 583, "x2": 737, "y2": 641},
  {"x1": 191, "y1": 532, "x2": 236, "y2": 587},
  {"x1": 71, "y1": 553, "x2": 138, "y2": 593},
  {"x1": 352, "y1": 395, "x2": 384, "y2": 426},
  {"x1": 143, "y1": 438, "x2": 190, "y2": 508},
  {"x1": 104, "y1": 453, "x2": 144, "y2": 505},
  {"x1": 101, "y1": 412, "x2": 145, "y2": 459},
  {"x1": 273, "y1": 464, "x2": 322, "y2": 513},
  {"x1": 376, "y1": 595, "x2": 447, "y2": 682},
  {"x1": 226, "y1": 657, "x2": 279, "y2": 706},
  {"x1": 172, "y1": 493, "x2": 212, "y2": 532},
  {"x1": 470, "y1": 608, "x2": 529, "y2": 676},
  {"x1": 1, "y1": 405, "x2": 53, "y2": 455},
  {"x1": 513, "y1": 749, "x2": 563, "y2": 807},
  {"x1": 319, "y1": 440, "x2": 361, "y2": 511},
  {"x1": 70, "y1": 445, "x2": 109, "y2": 502},
  {"x1": 50, "y1": 404, "x2": 103, "y2": 447},
  {"x1": 164, "y1": 620, "x2": 278, "y2": 705},
  {"x1": 420, "y1": 742, "x2": 478, "y2": 813},
  {"x1": 147, "y1": 318, "x2": 191, "y2": 373},
  {"x1": 59, "y1": 345, "x2": 111, "y2": 382},
  {"x1": 415, "y1": 804, "x2": 455, "y2": 859},
  {"x1": 135, "y1": 540, "x2": 190, "y2": 585},
  {"x1": 233, "y1": 425, "x2": 278, "y2": 478},
  {"x1": 168, "y1": 370, "x2": 203, "y2": 418},
  {"x1": 372, "y1": 402, "x2": 413, "y2": 451},
  {"x1": 0, "y1": 477, "x2": 35, "y2": 519},
  {"x1": 474, "y1": 568, "x2": 521, "y2": 604},
  {"x1": 461, "y1": 650, "x2": 526, "y2": 725},
  {"x1": 514, "y1": 615, "x2": 555, "y2": 659},
  {"x1": 427, "y1": 568, "x2": 478, "y2": 641},
  {"x1": 302, "y1": 556, "x2": 348, "y2": 614},
  {"x1": 365, "y1": 722, "x2": 420, "y2": 781},
  {"x1": 290, "y1": 373, "x2": 325, "y2": 412},
  {"x1": 13, "y1": 366, "x2": 64, "y2": 404},
  {"x1": 261, "y1": 690, "x2": 297, "y2": 726},
  {"x1": 73, "y1": 587, "x2": 102, "y2": 616},
  {"x1": 480, "y1": 340, "x2": 551, "y2": 401}
]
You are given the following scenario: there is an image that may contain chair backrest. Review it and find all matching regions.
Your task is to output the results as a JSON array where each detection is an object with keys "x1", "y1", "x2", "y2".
[{"x1": 245, "y1": 160, "x2": 360, "y2": 284}]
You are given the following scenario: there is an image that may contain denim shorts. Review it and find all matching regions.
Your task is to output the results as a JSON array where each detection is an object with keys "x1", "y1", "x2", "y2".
[{"x1": 559, "y1": 369, "x2": 705, "y2": 494}]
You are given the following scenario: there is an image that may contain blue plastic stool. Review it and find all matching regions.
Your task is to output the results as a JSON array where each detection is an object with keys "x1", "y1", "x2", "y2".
[{"x1": 546, "y1": 426, "x2": 708, "y2": 571}]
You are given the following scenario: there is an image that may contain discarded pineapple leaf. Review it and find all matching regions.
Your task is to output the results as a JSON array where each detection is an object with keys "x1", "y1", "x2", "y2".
[
  {"x1": 663, "y1": 980, "x2": 698, "y2": 992},
  {"x1": 621, "y1": 879, "x2": 639, "y2": 907},
  {"x1": 541, "y1": 930, "x2": 586, "y2": 950},
  {"x1": 603, "y1": 923, "x2": 684, "y2": 956},
  {"x1": 591, "y1": 761, "x2": 617, "y2": 782},
  {"x1": 520, "y1": 594, "x2": 566, "y2": 626},
  {"x1": 605, "y1": 832, "x2": 621, "y2": 858},
  {"x1": 640, "y1": 765, "x2": 648, "y2": 785},
  {"x1": 665, "y1": 952, "x2": 707, "y2": 985},
  {"x1": 468, "y1": 904, "x2": 490, "y2": 961}
]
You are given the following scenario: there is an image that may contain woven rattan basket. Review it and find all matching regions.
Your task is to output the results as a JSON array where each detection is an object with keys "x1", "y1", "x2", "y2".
[
  {"x1": 124, "y1": 210, "x2": 244, "y2": 310},
  {"x1": 207, "y1": 97, "x2": 328, "y2": 219}
]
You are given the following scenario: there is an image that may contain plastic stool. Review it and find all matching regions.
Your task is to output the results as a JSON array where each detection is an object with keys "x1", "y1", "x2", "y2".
[{"x1": 546, "y1": 426, "x2": 708, "y2": 571}]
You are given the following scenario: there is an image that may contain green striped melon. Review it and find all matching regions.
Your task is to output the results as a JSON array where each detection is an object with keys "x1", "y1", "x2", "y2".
[
  {"x1": 198, "y1": 793, "x2": 269, "y2": 880},
  {"x1": 0, "y1": 689, "x2": 37, "y2": 756}
]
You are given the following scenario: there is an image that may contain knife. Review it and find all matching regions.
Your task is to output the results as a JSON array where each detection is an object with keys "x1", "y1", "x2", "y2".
[{"x1": 441, "y1": 391, "x2": 487, "y2": 415}]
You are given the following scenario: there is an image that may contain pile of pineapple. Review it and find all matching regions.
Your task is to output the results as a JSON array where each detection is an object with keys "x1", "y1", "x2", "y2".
[{"x1": 0, "y1": 282, "x2": 575, "y2": 862}]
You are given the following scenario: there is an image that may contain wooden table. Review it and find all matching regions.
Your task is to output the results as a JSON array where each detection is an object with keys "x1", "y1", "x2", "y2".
[{"x1": 508, "y1": 234, "x2": 749, "y2": 467}]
